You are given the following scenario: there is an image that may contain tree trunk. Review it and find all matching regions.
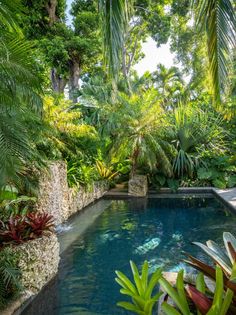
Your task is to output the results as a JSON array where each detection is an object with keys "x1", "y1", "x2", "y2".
[
  {"x1": 131, "y1": 147, "x2": 139, "y2": 178},
  {"x1": 69, "y1": 61, "x2": 80, "y2": 103},
  {"x1": 46, "y1": 0, "x2": 58, "y2": 26},
  {"x1": 50, "y1": 68, "x2": 67, "y2": 94}
]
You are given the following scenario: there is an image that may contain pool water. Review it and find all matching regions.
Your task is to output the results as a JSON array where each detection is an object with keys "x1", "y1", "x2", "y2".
[{"x1": 21, "y1": 197, "x2": 236, "y2": 315}]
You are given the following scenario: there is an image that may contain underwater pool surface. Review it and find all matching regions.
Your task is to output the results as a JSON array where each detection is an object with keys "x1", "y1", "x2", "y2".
[{"x1": 21, "y1": 196, "x2": 236, "y2": 315}]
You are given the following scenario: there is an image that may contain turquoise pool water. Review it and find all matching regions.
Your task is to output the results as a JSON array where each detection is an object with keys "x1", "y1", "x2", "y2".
[{"x1": 21, "y1": 196, "x2": 236, "y2": 315}]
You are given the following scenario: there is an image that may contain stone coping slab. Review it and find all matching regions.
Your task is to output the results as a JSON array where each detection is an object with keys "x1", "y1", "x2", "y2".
[{"x1": 212, "y1": 188, "x2": 236, "y2": 212}]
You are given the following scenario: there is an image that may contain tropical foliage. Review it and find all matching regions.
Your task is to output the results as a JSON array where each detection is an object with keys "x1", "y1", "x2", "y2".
[
  {"x1": 116, "y1": 260, "x2": 163, "y2": 315},
  {"x1": 0, "y1": 247, "x2": 22, "y2": 309},
  {"x1": 116, "y1": 233, "x2": 236, "y2": 315},
  {"x1": 0, "y1": 213, "x2": 54, "y2": 245}
]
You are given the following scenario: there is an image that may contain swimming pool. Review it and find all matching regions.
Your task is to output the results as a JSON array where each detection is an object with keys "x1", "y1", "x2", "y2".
[{"x1": 21, "y1": 196, "x2": 236, "y2": 315}]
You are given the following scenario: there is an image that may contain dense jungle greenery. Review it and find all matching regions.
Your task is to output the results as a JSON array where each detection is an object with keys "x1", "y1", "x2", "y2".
[{"x1": 0, "y1": 0, "x2": 236, "y2": 197}]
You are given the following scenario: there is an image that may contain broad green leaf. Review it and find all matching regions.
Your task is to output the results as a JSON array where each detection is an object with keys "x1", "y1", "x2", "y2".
[
  {"x1": 159, "y1": 277, "x2": 189, "y2": 315},
  {"x1": 161, "y1": 302, "x2": 182, "y2": 315},
  {"x1": 211, "y1": 266, "x2": 223, "y2": 311},
  {"x1": 145, "y1": 268, "x2": 162, "y2": 300},
  {"x1": 117, "y1": 301, "x2": 145, "y2": 315},
  {"x1": 141, "y1": 260, "x2": 149, "y2": 291},
  {"x1": 115, "y1": 271, "x2": 138, "y2": 294},
  {"x1": 176, "y1": 270, "x2": 190, "y2": 313},
  {"x1": 219, "y1": 288, "x2": 233, "y2": 315},
  {"x1": 196, "y1": 273, "x2": 205, "y2": 294},
  {"x1": 132, "y1": 295, "x2": 146, "y2": 310}
]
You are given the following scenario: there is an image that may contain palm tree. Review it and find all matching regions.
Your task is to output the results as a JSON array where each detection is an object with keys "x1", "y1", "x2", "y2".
[
  {"x1": 98, "y1": 0, "x2": 133, "y2": 81},
  {"x1": 99, "y1": 0, "x2": 236, "y2": 105},
  {"x1": 0, "y1": 0, "x2": 42, "y2": 188},
  {"x1": 171, "y1": 103, "x2": 225, "y2": 178},
  {"x1": 193, "y1": 0, "x2": 236, "y2": 105},
  {"x1": 152, "y1": 64, "x2": 184, "y2": 109},
  {"x1": 108, "y1": 89, "x2": 172, "y2": 177}
]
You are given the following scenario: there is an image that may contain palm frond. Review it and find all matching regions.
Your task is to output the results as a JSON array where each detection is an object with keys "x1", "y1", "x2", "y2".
[
  {"x1": 0, "y1": 0, "x2": 23, "y2": 30},
  {"x1": 99, "y1": 0, "x2": 134, "y2": 81},
  {"x1": 195, "y1": 0, "x2": 236, "y2": 104}
]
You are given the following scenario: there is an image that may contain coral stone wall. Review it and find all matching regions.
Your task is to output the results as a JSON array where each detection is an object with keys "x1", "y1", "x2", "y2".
[
  {"x1": 36, "y1": 161, "x2": 69, "y2": 225},
  {"x1": 67, "y1": 181, "x2": 109, "y2": 220},
  {"x1": 36, "y1": 161, "x2": 108, "y2": 225},
  {"x1": 13, "y1": 234, "x2": 60, "y2": 294}
]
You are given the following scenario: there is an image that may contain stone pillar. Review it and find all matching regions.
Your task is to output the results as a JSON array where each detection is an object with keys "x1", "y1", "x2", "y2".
[
  {"x1": 128, "y1": 175, "x2": 148, "y2": 197},
  {"x1": 36, "y1": 161, "x2": 69, "y2": 225}
]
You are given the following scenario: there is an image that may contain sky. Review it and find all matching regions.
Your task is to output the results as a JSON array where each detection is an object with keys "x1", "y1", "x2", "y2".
[{"x1": 66, "y1": 0, "x2": 175, "y2": 76}]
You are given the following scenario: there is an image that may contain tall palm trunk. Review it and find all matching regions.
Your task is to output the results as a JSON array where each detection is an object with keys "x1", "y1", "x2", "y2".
[{"x1": 131, "y1": 147, "x2": 139, "y2": 178}]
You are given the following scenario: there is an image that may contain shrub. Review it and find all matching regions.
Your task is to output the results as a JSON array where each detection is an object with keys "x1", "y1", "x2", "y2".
[{"x1": 0, "y1": 213, "x2": 54, "y2": 245}]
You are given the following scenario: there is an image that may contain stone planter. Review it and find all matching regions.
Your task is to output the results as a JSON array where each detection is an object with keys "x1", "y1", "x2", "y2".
[
  {"x1": 13, "y1": 234, "x2": 60, "y2": 293},
  {"x1": 128, "y1": 175, "x2": 148, "y2": 196}
]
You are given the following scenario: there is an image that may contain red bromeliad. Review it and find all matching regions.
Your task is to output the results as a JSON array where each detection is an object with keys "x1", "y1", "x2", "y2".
[
  {"x1": 186, "y1": 284, "x2": 212, "y2": 315},
  {"x1": 26, "y1": 213, "x2": 54, "y2": 237},
  {"x1": 0, "y1": 212, "x2": 55, "y2": 245}
]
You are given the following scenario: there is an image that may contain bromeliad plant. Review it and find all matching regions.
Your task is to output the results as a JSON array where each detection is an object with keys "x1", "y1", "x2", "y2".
[
  {"x1": 160, "y1": 266, "x2": 234, "y2": 315},
  {"x1": 0, "y1": 213, "x2": 54, "y2": 245},
  {"x1": 96, "y1": 160, "x2": 119, "y2": 181},
  {"x1": 185, "y1": 232, "x2": 236, "y2": 294},
  {"x1": 115, "y1": 260, "x2": 163, "y2": 315}
]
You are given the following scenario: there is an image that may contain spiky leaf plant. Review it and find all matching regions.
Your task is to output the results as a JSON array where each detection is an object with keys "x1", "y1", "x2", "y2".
[{"x1": 115, "y1": 260, "x2": 163, "y2": 315}]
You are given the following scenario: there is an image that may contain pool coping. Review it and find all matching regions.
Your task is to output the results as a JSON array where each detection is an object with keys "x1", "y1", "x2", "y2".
[{"x1": 104, "y1": 187, "x2": 236, "y2": 213}]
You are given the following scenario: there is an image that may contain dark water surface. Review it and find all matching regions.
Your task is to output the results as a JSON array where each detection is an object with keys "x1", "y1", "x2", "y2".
[{"x1": 21, "y1": 196, "x2": 236, "y2": 315}]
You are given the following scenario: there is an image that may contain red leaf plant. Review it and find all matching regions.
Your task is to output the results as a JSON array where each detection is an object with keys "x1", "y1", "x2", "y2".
[
  {"x1": 0, "y1": 212, "x2": 55, "y2": 246},
  {"x1": 26, "y1": 212, "x2": 54, "y2": 237},
  {"x1": 0, "y1": 216, "x2": 29, "y2": 244},
  {"x1": 186, "y1": 284, "x2": 212, "y2": 315}
]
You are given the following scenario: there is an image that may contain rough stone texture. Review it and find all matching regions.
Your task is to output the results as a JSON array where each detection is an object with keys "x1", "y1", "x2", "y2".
[
  {"x1": 13, "y1": 234, "x2": 60, "y2": 294},
  {"x1": 128, "y1": 175, "x2": 148, "y2": 196},
  {"x1": 36, "y1": 161, "x2": 108, "y2": 225},
  {"x1": 67, "y1": 181, "x2": 109, "y2": 221},
  {"x1": 36, "y1": 161, "x2": 69, "y2": 225}
]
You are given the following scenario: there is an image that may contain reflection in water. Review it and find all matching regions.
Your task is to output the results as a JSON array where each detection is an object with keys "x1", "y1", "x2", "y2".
[{"x1": 21, "y1": 197, "x2": 236, "y2": 315}]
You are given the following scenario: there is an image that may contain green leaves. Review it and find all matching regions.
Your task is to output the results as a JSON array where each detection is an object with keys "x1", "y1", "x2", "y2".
[
  {"x1": 0, "y1": 1, "x2": 43, "y2": 188},
  {"x1": 159, "y1": 270, "x2": 191, "y2": 315},
  {"x1": 99, "y1": 0, "x2": 134, "y2": 81},
  {"x1": 160, "y1": 267, "x2": 233, "y2": 315},
  {"x1": 0, "y1": 247, "x2": 22, "y2": 309},
  {"x1": 115, "y1": 260, "x2": 162, "y2": 315},
  {"x1": 194, "y1": 0, "x2": 236, "y2": 105}
]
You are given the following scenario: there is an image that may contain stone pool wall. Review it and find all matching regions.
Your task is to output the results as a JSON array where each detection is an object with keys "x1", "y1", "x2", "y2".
[
  {"x1": 36, "y1": 161, "x2": 108, "y2": 225},
  {"x1": 13, "y1": 234, "x2": 60, "y2": 293}
]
